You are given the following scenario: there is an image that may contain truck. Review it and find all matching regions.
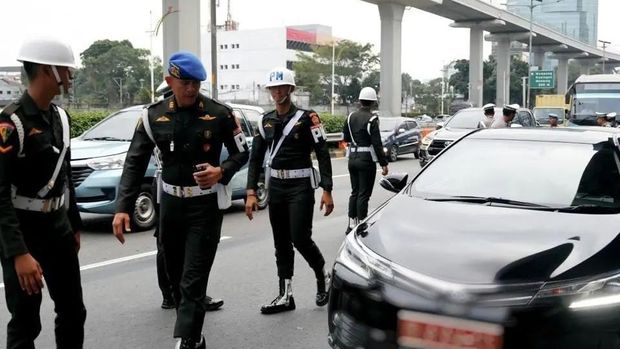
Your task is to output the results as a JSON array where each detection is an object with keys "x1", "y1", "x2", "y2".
[
  {"x1": 566, "y1": 74, "x2": 620, "y2": 126},
  {"x1": 533, "y1": 94, "x2": 567, "y2": 126}
]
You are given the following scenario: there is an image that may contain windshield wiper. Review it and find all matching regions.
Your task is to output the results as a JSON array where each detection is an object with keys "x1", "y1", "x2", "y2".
[
  {"x1": 554, "y1": 205, "x2": 620, "y2": 214},
  {"x1": 424, "y1": 195, "x2": 552, "y2": 208},
  {"x1": 84, "y1": 136, "x2": 129, "y2": 141}
]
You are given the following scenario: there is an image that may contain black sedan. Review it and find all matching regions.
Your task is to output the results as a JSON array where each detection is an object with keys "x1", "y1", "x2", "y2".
[{"x1": 329, "y1": 127, "x2": 620, "y2": 349}]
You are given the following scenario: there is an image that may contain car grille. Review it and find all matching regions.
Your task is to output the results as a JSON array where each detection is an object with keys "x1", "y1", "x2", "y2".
[
  {"x1": 427, "y1": 139, "x2": 449, "y2": 156},
  {"x1": 71, "y1": 166, "x2": 93, "y2": 187}
]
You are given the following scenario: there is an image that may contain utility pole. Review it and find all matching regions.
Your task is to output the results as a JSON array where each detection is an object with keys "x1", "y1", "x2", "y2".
[
  {"x1": 331, "y1": 40, "x2": 336, "y2": 115},
  {"x1": 599, "y1": 39, "x2": 611, "y2": 73},
  {"x1": 113, "y1": 78, "x2": 123, "y2": 106},
  {"x1": 210, "y1": 0, "x2": 218, "y2": 99}
]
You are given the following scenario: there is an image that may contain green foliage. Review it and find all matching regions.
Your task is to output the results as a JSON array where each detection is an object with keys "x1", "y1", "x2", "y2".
[
  {"x1": 319, "y1": 113, "x2": 346, "y2": 133},
  {"x1": 294, "y1": 40, "x2": 379, "y2": 105},
  {"x1": 68, "y1": 110, "x2": 110, "y2": 138}
]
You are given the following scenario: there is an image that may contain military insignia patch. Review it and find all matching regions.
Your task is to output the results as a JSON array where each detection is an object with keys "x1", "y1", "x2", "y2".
[
  {"x1": 0, "y1": 145, "x2": 13, "y2": 154},
  {"x1": 310, "y1": 112, "x2": 321, "y2": 126},
  {"x1": 28, "y1": 128, "x2": 43, "y2": 136},
  {"x1": 203, "y1": 143, "x2": 211, "y2": 152},
  {"x1": 168, "y1": 100, "x2": 176, "y2": 110},
  {"x1": 0, "y1": 122, "x2": 14, "y2": 144},
  {"x1": 199, "y1": 101, "x2": 204, "y2": 109},
  {"x1": 310, "y1": 124, "x2": 327, "y2": 143},
  {"x1": 294, "y1": 133, "x2": 299, "y2": 139},
  {"x1": 204, "y1": 130, "x2": 212, "y2": 139},
  {"x1": 199, "y1": 114, "x2": 216, "y2": 121},
  {"x1": 169, "y1": 63, "x2": 181, "y2": 79},
  {"x1": 156, "y1": 116, "x2": 171, "y2": 122},
  {"x1": 264, "y1": 123, "x2": 273, "y2": 128}
]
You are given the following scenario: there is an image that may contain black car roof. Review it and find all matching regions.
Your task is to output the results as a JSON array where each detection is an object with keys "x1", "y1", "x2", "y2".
[{"x1": 468, "y1": 127, "x2": 620, "y2": 144}]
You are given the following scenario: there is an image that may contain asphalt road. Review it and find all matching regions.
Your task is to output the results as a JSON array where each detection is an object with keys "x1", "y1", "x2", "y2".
[{"x1": 0, "y1": 155, "x2": 422, "y2": 349}]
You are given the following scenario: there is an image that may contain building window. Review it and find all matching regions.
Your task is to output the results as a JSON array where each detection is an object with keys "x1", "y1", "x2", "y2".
[
  {"x1": 0, "y1": 91, "x2": 3, "y2": 95},
  {"x1": 224, "y1": 44, "x2": 228, "y2": 49},
  {"x1": 7, "y1": 91, "x2": 10, "y2": 95},
  {"x1": 236, "y1": 84, "x2": 240, "y2": 89},
  {"x1": 286, "y1": 61, "x2": 294, "y2": 70},
  {"x1": 224, "y1": 65, "x2": 228, "y2": 69}
]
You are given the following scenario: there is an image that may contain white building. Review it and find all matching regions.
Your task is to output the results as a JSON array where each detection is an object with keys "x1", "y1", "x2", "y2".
[
  {"x1": 201, "y1": 24, "x2": 334, "y2": 106},
  {"x1": 0, "y1": 78, "x2": 23, "y2": 107}
]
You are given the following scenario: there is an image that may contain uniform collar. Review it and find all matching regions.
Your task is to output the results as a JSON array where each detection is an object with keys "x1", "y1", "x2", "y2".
[
  {"x1": 19, "y1": 91, "x2": 48, "y2": 116},
  {"x1": 276, "y1": 104, "x2": 298, "y2": 119},
  {"x1": 166, "y1": 94, "x2": 208, "y2": 112}
]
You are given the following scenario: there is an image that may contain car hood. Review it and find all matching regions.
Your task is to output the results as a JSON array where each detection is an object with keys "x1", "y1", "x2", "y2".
[
  {"x1": 359, "y1": 194, "x2": 620, "y2": 285},
  {"x1": 432, "y1": 127, "x2": 472, "y2": 141},
  {"x1": 70, "y1": 139, "x2": 130, "y2": 160}
]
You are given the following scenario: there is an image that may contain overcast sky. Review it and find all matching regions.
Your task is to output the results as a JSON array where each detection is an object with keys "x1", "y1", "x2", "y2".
[{"x1": 1, "y1": 0, "x2": 618, "y2": 80}]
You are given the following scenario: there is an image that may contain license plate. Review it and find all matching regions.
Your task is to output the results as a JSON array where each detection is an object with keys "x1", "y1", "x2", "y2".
[{"x1": 397, "y1": 310, "x2": 503, "y2": 349}]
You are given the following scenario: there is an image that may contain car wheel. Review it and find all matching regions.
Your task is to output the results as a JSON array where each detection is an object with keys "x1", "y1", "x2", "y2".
[
  {"x1": 389, "y1": 145, "x2": 398, "y2": 162},
  {"x1": 131, "y1": 184, "x2": 157, "y2": 231},
  {"x1": 256, "y1": 181, "x2": 268, "y2": 210}
]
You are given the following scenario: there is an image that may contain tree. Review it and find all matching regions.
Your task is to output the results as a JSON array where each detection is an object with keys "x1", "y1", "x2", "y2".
[
  {"x1": 75, "y1": 40, "x2": 162, "y2": 107},
  {"x1": 448, "y1": 59, "x2": 469, "y2": 99},
  {"x1": 294, "y1": 40, "x2": 379, "y2": 105}
]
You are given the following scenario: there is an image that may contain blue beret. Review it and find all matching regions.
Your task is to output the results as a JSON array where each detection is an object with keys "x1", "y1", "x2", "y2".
[{"x1": 168, "y1": 51, "x2": 206, "y2": 81}]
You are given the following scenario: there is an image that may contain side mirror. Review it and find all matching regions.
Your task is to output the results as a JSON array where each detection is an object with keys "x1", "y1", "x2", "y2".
[
  {"x1": 436, "y1": 122, "x2": 444, "y2": 130},
  {"x1": 398, "y1": 128, "x2": 406, "y2": 134},
  {"x1": 380, "y1": 173, "x2": 409, "y2": 193}
]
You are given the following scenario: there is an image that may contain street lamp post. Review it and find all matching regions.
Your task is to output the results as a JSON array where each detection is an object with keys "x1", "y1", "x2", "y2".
[
  {"x1": 113, "y1": 78, "x2": 123, "y2": 106},
  {"x1": 331, "y1": 40, "x2": 335, "y2": 115},
  {"x1": 599, "y1": 39, "x2": 611, "y2": 73}
]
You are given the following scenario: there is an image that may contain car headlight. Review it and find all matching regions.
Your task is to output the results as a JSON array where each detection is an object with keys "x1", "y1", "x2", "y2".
[
  {"x1": 336, "y1": 233, "x2": 393, "y2": 280},
  {"x1": 87, "y1": 153, "x2": 126, "y2": 170},
  {"x1": 533, "y1": 272, "x2": 620, "y2": 310},
  {"x1": 421, "y1": 135, "x2": 434, "y2": 147}
]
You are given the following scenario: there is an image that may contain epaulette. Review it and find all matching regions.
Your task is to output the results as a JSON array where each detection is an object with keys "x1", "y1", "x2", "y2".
[
  {"x1": 146, "y1": 99, "x2": 165, "y2": 109},
  {"x1": 0, "y1": 102, "x2": 20, "y2": 117},
  {"x1": 210, "y1": 97, "x2": 233, "y2": 113}
]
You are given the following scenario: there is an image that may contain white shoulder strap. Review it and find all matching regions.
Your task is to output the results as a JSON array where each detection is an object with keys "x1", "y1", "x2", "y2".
[
  {"x1": 257, "y1": 114, "x2": 266, "y2": 139},
  {"x1": 37, "y1": 107, "x2": 70, "y2": 198},
  {"x1": 267, "y1": 110, "x2": 304, "y2": 166},
  {"x1": 368, "y1": 115, "x2": 378, "y2": 135},
  {"x1": 141, "y1": 107, "x2": 156, "y2": 144},
  {"x1": 346, "y1": 112, "x2": 357, "y2": 146},
  {"x1": 9, "y1": 114, "x2": 25, "y2": 158}
]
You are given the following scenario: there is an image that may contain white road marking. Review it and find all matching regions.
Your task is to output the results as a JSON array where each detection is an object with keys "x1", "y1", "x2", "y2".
[
  {"x1": 333, "y1": 169, "x2": 381, "y2": 179},
  {"x1": 0, "y1": 236, "x2": 232, "y2": 289}
]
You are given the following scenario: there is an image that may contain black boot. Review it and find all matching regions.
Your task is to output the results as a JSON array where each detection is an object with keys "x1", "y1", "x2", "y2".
[
  {"x1": 205, "y1": 295, "x2": 224, "y2": 311},
  {"x1": 175, "y1": 335, "x2": 205, "y2": 349},
  {"x1": 260, "y1": 278, "x2": 296, "y2": 314},
  {"x1": 161, "y1": 294, "x2": 176, "y2": 310},
  {"x1": 316, "y1": 268, "x2": 331, "y2": 306}
]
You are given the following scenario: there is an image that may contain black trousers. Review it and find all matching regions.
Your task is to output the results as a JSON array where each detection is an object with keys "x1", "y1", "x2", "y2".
[
  {"x1": 348, "y1": 157, "x2": 377, "y2": 220},
  {"x1": 268, "y1": 178, "x2": 325, "y2": 280},
  {"x1": 159, "y1": 193, "x2": 222, "y2": 340},
  {"x1": 1, "y1": 211, "x2": 86, "y2": 349},
  {"x1": 155, "y1": 227, "x2": 173, "y2": 300}
]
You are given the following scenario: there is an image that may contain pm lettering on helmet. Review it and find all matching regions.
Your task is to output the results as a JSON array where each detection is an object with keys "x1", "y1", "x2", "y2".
[{"x1": 270, "y1": 71, "x2": 284, "y2": 82}]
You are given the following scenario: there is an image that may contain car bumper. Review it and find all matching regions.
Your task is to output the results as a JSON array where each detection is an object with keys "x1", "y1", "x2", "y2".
[
  {"x1": 74, "y1": 168, "x2": 125, "y2": 214},
  {"x1": 328, "y1": 263, "x2": 620, "y2": 349}
]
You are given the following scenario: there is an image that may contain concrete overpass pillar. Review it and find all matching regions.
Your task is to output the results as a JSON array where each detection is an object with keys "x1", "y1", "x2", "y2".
[
  {"x1": 469, "y1": 28, "x2": 484, "y2": 107},
  {"x1": 495, "y1": 38, "x2": 511, "y2": 107},
  {"x1": 557, "y1": 57, "x2": 569, "y2": 94},
  {"x1": 378, "y1": 2, "x2": 405, "y2": 117},
  {"x1": 532, "y1": 50, "x2": 545, "y2": 70},
  {"x1": 162, "y1": 0, "x2": 201, "y2": 68}
]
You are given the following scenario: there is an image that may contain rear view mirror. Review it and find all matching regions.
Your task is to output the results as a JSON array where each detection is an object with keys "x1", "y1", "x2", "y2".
[{"x1": 380, "y1": 173, "x2": 409, "y2": 193}]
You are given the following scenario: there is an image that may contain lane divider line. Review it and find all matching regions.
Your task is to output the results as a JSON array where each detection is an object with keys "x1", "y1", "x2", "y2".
[{"x1": 0, "y1": 236, "x2": 232, "y2": 289}]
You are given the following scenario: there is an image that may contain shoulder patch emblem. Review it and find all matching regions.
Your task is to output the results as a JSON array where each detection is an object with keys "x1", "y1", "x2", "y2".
[
  {"x1": 0, "y1": 122, "x2": 15, "y2": 144},
  {"x1": 0, "y1": 145, "x2": 13, "y2": 154},
  {"x1": 310, "y1": 112, "x2": 321, "y2": 126},
  {"x1": 199, "y1": 114, "x2": 216, "y2": 121},
  {"x1": 28, "y1": 128, "x2": 43, "y2": 136},
  {"x1": 155, "y1": 116, "x2": 171, "y2": 122},
  {"x1": 264, "y1": 123, "x2": 273, "y2": 128}
]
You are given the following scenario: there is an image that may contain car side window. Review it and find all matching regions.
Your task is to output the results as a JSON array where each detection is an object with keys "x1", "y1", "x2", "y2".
[
  {"x1": 399, "y1": 123, "x2": 408, "y2": 131},
  {"x1": 232, "y1": 109, "x2": 252, "y2": 137},
  {"x1": 407, "y1": 121, "x2": 418, "y2": 129}
]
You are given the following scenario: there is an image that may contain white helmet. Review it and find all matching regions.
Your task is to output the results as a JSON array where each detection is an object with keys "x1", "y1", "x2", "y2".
[
  {"x1": 265, "y1": 67, "x2": 296, "y2": 88},
  {"x1": 17, "y1": 36, "x2": 76, "y2": 68},
  {"x1": 358, "y1": 87, "x2": 378, "y2": 101}
]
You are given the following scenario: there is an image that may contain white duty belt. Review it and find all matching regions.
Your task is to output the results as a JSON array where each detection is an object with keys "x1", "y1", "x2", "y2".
[
  {"x1": 12, "y1": 194, "x2": 65, "y2": 213},
  {"x1": 270, "y1": 168, "x2": 313, "y2": 179},
  {"x1": 162, "y1": 182, "x2": 216, "y2": 198},
  {"x1": 349, "y1": 146, "x2": 372, "y2": 152}
]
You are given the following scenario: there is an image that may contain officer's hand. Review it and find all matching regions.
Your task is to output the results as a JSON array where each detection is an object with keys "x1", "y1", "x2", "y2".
[
  {"x1": 382, "y1": 166, "x2": 389, "y2": 176},
  {"x1": 320, "y1": 191, "x2": 334, "y2": 216},
  {"x1": 112, "y1": 213, "x2": 131, "y2": 244},
  {"x1": 245, "y1": 194, "x2": 258, "y2": 220},
  {"x1": 74, "y1": 231, "x2": 81, "y2": 253},
  {"x1": 193, "y1": 163, "x2": 223, "y2": 188},
  {"x1": 14, "y1": 253, "x2": 44, "y2": 295}
]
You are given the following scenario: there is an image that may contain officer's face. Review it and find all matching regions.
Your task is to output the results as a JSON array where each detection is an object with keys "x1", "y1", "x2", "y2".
[
  {"x1": 549, "y1": 117, "x2": 558, "y2": 126},
  {"x1": 165, "y1": 76, "x2": 200, "y2": 107},
  {"x1": 269, "y1": 85, "x2": 294, "y2": 105}
]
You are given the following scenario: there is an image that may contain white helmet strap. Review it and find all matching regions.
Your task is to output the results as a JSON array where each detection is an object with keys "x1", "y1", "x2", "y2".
[
  {"x1": 51, "y1": 65, "x2": 62, "y2": 86},
  {"x1": 276, "y1": 86, "x2": 293, "y2": 104}
]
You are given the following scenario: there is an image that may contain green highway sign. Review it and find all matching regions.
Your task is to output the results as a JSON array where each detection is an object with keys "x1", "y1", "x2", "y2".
[{"x1": 530, "y1": 70, "x2": 555, "y2": 89}]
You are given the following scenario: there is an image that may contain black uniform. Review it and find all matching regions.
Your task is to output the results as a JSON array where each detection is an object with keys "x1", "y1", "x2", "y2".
[
  {"x1": 342, "y1": 107, "x2": 387, "y2": 221},
  {"x1": 117, "y1": 94, "x2": 248, "y2": 340},
  {"x1": 247, "y1": 105, "x2": 332, "y2": 280},
  {"x1": 0, "y1": 92, "x2": 86, "y2": 349}
]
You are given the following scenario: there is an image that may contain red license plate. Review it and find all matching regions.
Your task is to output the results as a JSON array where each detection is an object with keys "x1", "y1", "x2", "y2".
[{"x1": 397, "y1": 310, "x2": 503, "y2": 349}]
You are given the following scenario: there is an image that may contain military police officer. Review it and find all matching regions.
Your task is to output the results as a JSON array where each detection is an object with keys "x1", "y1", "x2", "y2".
[
  {"x1": 0, "y1": 36, "x2": 86, "y2": 348},
  {"x1": 480, "y1": 103, "x2": 496, "y2": 128},
  {"x1": 245, "y1": 67, "x2": 334, "y2": 314},
  {"x1": 548, "y1": 113, "x2": 560, "y2": 128},
  {"x1": 343, "y1": 87, "x2": 388, "y2": 235},
  {"x1": 491, "y1": 104, "x2": 519, "y2": 128},
  {"x1": 112, "y1": 52, "x2": 248, "y2": 349}
]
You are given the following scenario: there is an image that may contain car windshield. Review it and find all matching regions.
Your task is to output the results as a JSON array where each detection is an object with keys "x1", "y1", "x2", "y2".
[
  {"x1": 82, "y1": 109, "x2": 141, "y2": 141},
  {"x1": 412, "y1": 138, "x2": 620, "y2": 209},
  {"x1": 444, "y1": 109, "x2": 488, "y2": 129},
  {"x1": 379, "y1": 118, "x2": 401, "y2": 132},
  {"x1": 534, "y1": 108, "x2": 565, "y2": 124}
]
